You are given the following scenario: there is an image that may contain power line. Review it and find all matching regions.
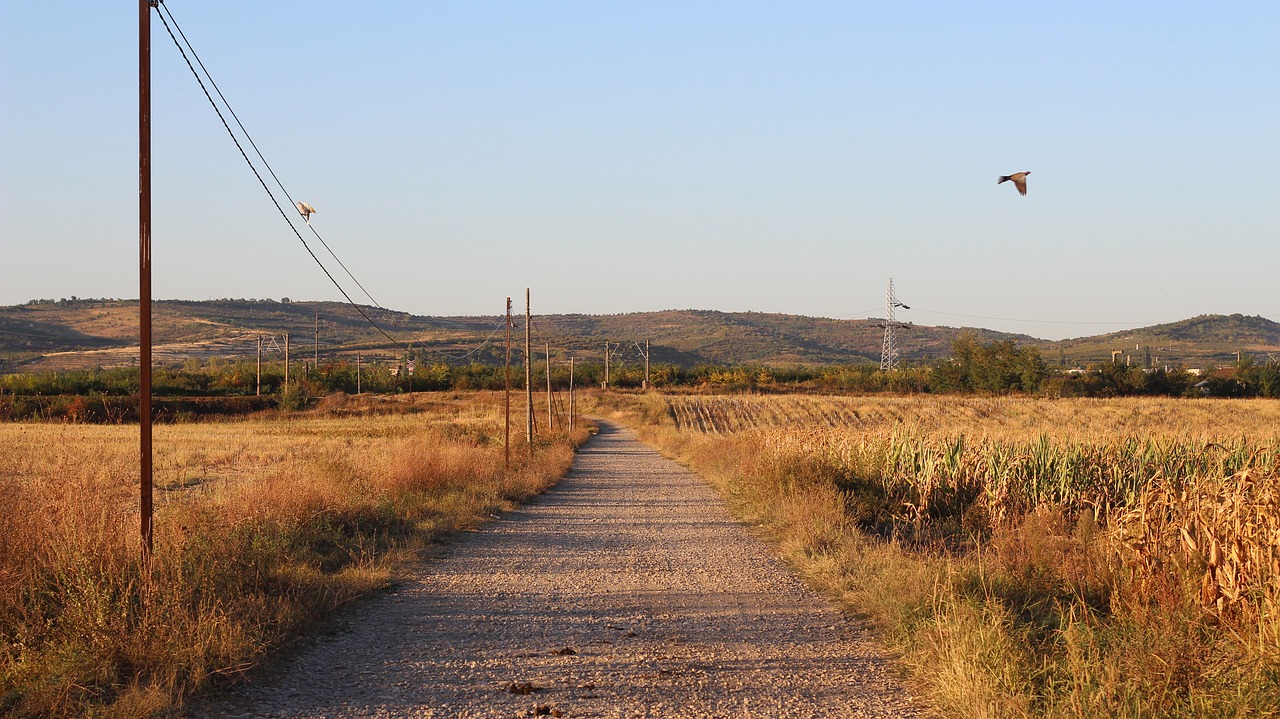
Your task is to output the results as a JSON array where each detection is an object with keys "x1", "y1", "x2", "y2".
[
  {"x1": 834, "y1": 307, "x2": 884, "y2": 320},
  {"x1": 909, "y1": 307, "x2": 1158, "y2": 326},
  {"x1": 154, "y1": 4, "x2": 404, "y2": 349},
  {"x1": 158, "y1": 5, "x2": 509, "y2": 364},
  {"x1": 414, "y1": 317, "x2": 508, "y2": 362},
  {"x1": 156, "y1": 2, "x2": 383, "y2": 311}
]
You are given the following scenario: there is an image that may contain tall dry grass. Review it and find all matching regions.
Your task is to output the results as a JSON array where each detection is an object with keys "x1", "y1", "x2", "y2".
[
  {"x1": 0, "y1": 392, "x2": 588, "y2": 718},
  {"x1": 595, "y1": 392, "x2": 1280, "y2": 718}
]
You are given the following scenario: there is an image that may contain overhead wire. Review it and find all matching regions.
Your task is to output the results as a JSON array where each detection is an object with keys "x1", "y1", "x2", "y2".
[
  {"x1": 155, "y1": 1, "x2": 384, "y2": 311},
  {"x1": 154, "y1": 5, "x2": 406, "y2": 352},
  {"x1": 836, "y1": 302, "x2": 1167, "y2": 327},
  {"x1": 908, "y1": 307, "x2": 1156, "y2": 327},
  {"x1": 833, "y1": 307, "x2": 885, "y2": 319},
  {"x1": 157, "y1": 3, "x2": 516, "y2": 364},
  {"x1": 414, "y1": 316, "x2": 508, "y2": 362}
]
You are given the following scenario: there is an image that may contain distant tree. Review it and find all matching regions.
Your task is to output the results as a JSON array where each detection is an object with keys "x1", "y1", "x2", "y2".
[
  {"x1": 1256, "y1": 361, "x2": 1280, "y2": 398},
  {"x1": 930, "y1": 334, "x2": 1047, "y2": 393},
  {"x1": 1233, "y1": 356, "x2": 1280, "y2": 398}
]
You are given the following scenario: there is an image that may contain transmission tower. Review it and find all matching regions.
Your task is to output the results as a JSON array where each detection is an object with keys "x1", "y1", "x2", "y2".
[{"x1": 878, "y1": 278, "x2": 911, "y2": 371}]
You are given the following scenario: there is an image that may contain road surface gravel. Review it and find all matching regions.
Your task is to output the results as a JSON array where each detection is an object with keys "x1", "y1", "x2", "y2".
[{"x1": 190, "y1": 420, "x2": 926, "y2": 718}]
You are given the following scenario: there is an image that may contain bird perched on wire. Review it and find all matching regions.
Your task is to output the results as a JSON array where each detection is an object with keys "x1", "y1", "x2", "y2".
[
  {"x1": 997, "y1": 171, "x2": 1030, "y2": 196},
  {"x1": 296, "y1": 201, "x2": 317, "y2": 224}
]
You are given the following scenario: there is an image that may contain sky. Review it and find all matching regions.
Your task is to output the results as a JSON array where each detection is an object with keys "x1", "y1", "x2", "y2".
[{"x1": 2, "y1": 1, "x2": 1277, "y2": 341}]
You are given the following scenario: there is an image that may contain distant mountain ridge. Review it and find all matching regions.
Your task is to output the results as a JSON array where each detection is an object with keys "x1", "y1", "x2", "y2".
[{"x1": 0, "y1": 299, "x2": 1276, "y2": 372}]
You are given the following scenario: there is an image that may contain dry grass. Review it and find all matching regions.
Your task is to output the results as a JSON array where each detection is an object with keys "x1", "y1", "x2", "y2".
[
  {"x1": 0, "y1": 392, "x2": 588, "y2": 718},
  {"x1": 594, "y1": 392, "x2": 1280, "y2": 718}
]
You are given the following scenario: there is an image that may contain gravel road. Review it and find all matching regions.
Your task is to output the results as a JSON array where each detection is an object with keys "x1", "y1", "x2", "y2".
[{"x1": 191, "y1": 420, "x2": 925, "y2": 718}]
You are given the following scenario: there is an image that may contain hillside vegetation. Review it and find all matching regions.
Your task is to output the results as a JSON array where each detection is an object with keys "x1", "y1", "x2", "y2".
[
  {"x1": 1051, "y1": 313, "x2": 1280, "y2": 365},
  {"x1": 3, "y1": 299, "x2": 1278, "y2": 373}
]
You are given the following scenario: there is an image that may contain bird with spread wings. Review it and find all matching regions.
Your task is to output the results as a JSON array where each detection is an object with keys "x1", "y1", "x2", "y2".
[{"x1": 997, "y1": 171, "x2": 1030, "y2": 196}]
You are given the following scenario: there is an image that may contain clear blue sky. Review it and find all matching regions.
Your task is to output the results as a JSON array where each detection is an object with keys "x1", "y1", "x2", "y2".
[{"x1": 2, "y1": 2, "x2": 1277, "y2": 340}]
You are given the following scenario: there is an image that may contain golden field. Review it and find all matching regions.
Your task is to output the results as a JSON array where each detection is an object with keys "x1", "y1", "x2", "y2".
[
  {"x1": 0, "y1": 392, "x2": 587, "y2": 718},
  {"x1": 596, "y1": 393, "x2": 1280, "y2": 719}
]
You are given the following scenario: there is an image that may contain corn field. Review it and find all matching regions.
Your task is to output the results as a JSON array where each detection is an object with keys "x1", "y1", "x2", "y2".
[
  {"x1": 664, "y1": 393, "x2": 1280, "y2": 440},
  {"x1": 1116, "y1": 468, "x2": 1280, "y2": 626},
  {"x1": 757, "y1": 428, "x2": 1276, "y2": 525},
  {"x1": 651, "y1": 394, "x2": 1280, "y2": 630}
]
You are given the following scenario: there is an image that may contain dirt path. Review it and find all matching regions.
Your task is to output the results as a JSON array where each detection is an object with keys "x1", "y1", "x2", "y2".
[{"x1": 193, "y1": 421, "x2": 925, "y2": 718}]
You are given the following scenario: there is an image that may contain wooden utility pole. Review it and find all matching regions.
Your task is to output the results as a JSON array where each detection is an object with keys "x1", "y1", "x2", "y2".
[
  {"x1": 139, "y1": 0, "x2": 154, "y2": 560},
  {"x1": 504, "y1": 297, "x2": 512, "y2": 470},
  {"x1": 256, "y1": 336, "x2": 262, "y2": 396},
  {"x1": 545, "y1": 342, "x2": 553, "y2": 431},
  {"x1": 603, "y1": 341, "x2": 610, "y2": 389},
  {"x1": 284, "y1": 333, "x2": 290, "y2": 387},
  {"x1": 568, "y1": 356, "x2": 575, "y2": 433},
  {"x1": 524, "y1": 289, "x2": 533, "y2": 448}
]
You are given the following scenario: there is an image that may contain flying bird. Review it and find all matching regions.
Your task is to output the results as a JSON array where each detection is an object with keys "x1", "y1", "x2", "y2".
[
  {"x1": 997, "y1": 171, "x2": 1030, "y2": 196},
  {"x1": 296, "y1": 201, "x2": 317, "y2": 223}
]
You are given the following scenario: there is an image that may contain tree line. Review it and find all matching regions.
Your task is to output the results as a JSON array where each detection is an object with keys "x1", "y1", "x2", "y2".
[{"x1": 3, "y1": 335, "x2": 1278, "y2": 421}]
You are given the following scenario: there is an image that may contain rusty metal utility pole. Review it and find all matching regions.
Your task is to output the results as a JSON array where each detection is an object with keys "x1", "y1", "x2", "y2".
[
  {"x1": 568, "y1": 356, "x2": 575, "y2": 433},
  {"x1": 139, "y1": 0, "x2": 155, "y2": 561},
  {"x1": 256, "y1": 336, "x2": 262, "y2": 396},
  {"x1": 504, "y1": 297, "x2": 512, "y2": 470},
  {"x1": 314, "y1": 307, "x2": 319, "y2": 367},
  {"x1": 545, "y1": 342, "x2": 553, "y2": 431},
  {"x1": 356, "y1": 352, "x2": 362, "y2": 394}
]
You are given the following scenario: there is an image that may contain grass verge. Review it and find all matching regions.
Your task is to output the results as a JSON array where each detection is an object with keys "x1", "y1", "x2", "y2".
[
  {"x1": 594, "y1": 392, "x2": 1280, "y2": 719},
  {"x1": 0, "y1": 392, "x2": 590, "y2": 718}
]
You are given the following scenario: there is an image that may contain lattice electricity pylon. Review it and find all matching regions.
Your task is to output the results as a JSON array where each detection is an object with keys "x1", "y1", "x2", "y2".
[{"x1": 878, "y1": 278, "x2": 912, "y2": 371}]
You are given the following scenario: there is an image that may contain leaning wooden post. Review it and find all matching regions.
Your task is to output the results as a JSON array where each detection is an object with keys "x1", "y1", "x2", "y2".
[
  {"x1": 644, "y1": 338, "x2": 650, "y2": 390},
  {"x1": 504, "y1": 297, "x2": 512, "y2": 469},
  {"x1": 524, "y1": 289, "x2": 533, "y2": 452}
]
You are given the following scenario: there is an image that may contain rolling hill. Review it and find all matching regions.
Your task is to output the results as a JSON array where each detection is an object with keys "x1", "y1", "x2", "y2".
[
  {"x1": 1, "y1": 299, "x2": 1276, "y2": 373},
  {"x1": 1044, "y1": 314, "x2": 1280, "y2": 369}
]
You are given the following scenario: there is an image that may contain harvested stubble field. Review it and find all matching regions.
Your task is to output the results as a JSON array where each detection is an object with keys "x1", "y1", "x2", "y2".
[
  {"x1": 0, "y1": 392, "x2": 587, "y2": 718},
  {"x1": 598, "y1": 393, "x2": 1280, "y2": 718}
]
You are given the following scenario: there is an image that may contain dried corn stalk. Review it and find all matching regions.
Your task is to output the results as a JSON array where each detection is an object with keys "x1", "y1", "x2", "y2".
[{"x1": 1114, "y1": 469, "x2": 1280, "y2": 621}]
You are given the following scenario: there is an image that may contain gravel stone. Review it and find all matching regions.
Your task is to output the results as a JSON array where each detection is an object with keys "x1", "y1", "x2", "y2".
[{"x1": 188, "y1": 421, "x2": 927, "y2": 718}]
